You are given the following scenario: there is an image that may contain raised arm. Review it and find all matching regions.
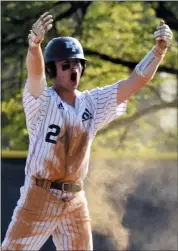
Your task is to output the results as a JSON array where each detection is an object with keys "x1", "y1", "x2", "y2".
[
  {"x1": 26, "y1": 12, "x2": 53, "y2": 97},
  {"x1": 117, "y1": 21, "x2": 173, "y2": 105}
]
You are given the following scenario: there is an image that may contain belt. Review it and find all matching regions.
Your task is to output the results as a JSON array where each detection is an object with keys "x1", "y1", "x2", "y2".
[{"x1": 35, "y1": 178, "x2": 82, "y2": 192}]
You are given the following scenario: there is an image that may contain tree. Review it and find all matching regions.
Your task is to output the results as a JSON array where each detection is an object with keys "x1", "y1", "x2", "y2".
[{"x1": 2, "y1": 1, "x2": 177, "y2": 151}]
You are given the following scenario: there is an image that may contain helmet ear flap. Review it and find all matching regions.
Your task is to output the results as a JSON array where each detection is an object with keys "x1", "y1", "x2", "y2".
[
  {"x1": 45, "y1": 62, "x2": 56, "y2": 79},
  {"x1": 81, "y1": 60, "x2": 86, "y2": 77}
]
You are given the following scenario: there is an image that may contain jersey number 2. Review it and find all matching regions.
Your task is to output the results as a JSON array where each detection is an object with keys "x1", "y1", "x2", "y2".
[{"x1": 45, "y1": 124, "x2": 60, "y2": 144}]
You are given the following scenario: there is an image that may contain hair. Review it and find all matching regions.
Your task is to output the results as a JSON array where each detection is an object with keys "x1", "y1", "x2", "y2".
[{"x1": 45, "y1": 60, "x2": 86, "y2": 79}]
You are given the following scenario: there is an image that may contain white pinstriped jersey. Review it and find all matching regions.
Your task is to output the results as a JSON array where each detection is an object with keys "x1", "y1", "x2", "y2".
[{"x1": 23, "y1": 80, "x2": 127, "y2": 183}]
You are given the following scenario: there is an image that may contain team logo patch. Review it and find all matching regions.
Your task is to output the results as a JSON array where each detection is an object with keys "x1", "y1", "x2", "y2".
[
  {"x1": 58, "y1": 102, "x2": 64, "y2": 110},
  {"x1": 65, "y1": 41, "x2": 78, "y2": 52},
  {"x1": 82, "y1": 108, "x2": 93, "y2": 122}
]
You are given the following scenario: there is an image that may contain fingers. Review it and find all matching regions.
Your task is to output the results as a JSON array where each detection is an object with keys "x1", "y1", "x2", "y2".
[
  {"x1": 41, "y1": 14, "x2": 53, "y2": 24},
  {"x1": 154, "y1": 21, "x2": 173, "y2": 46},
  {"x1": 28, "y1": 12, "x2": 53, "y2": 47},
  {"x1": 154, "y1": 30, "x2": 172, "y2": 40},
  {"x1": 38, "y1": 14, "x2": 53, "y2": 30},
  {"x1": 32, "y1": 12, "x2": 53, "y2": 36},
  {"x1": 46, "y1": 23, "x2": 53, "y2": 32},
  {"x1": 41, "y1": 12, "x2": 50, "y2": 19},
  {"x1": 43, "y1": 18, "x2": 53, "y2": 32}
]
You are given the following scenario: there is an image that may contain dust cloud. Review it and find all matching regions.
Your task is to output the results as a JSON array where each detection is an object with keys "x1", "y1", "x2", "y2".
[{"x1": 85, "y1": 157, "x2": 177, "y2": 250}]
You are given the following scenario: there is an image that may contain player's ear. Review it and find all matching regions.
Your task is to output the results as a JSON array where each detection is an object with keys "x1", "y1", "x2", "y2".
[{"x1": 45, "y1": 62, "x2": 56, "y2": 78}]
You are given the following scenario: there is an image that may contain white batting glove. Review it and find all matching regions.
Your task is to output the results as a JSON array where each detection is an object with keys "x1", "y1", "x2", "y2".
[
  {"x1": 154, "y1": 20, "x2": 173, "y2": 53},
  {"x1": 28, "y1": 12, "x2": 53, "y2": 48}
]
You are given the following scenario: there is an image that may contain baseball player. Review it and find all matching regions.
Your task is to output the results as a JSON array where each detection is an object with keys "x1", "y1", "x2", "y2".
[{"x1": 2, "y1": 12, "x2": 173, "y2": 251}]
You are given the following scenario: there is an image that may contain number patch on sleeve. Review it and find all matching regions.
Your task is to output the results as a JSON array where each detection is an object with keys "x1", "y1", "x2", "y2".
[{"x1": 45, "y1": 124, "x2": 61, "y2": 144}]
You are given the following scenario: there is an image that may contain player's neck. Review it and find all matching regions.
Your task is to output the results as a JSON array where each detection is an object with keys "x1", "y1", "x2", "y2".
[
  {"x1": 53, "y1": 86, "x2": 76, "y2": 107},
  {"x1": 60, "y1": 92, "x2": 76, "y2": 107}
]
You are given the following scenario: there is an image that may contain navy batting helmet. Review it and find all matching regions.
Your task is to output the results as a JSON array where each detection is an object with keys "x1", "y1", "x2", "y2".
[{"x1": 44, "y1": 37, "x2": 87, "y2": 78}]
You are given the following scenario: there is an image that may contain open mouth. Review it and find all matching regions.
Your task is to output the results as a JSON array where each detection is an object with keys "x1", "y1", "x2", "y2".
[{"x1": 71, "y1": 72, "x2": 77, "y2": 82}]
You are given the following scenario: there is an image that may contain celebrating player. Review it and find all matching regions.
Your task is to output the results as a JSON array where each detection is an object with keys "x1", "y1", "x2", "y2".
[{"x1": 2, "y1": 12, "x2": 173, "y2": 251}]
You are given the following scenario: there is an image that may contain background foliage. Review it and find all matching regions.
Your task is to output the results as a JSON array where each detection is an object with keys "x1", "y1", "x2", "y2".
[{"x1": 1, "y1": 1, "x2": 178, "y2": 152}]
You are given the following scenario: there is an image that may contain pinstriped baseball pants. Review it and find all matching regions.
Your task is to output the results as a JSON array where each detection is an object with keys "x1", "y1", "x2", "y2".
[{"x1": 2, "y1": 176, "x2": 93, "y2": 251}]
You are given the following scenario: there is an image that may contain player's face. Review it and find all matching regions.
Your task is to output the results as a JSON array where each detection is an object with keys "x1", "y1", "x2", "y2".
[{"x1": 55, "y1": 59, "x2": 82, "y2": 91}]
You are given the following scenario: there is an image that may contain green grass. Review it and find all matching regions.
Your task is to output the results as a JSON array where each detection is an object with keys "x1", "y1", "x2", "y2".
[
  {"x1": 2, "y1": 150, "x2": 28, "y2": 159},
  {"x1": 2, "y1": 150, "x2": 177, "y2": 160}
]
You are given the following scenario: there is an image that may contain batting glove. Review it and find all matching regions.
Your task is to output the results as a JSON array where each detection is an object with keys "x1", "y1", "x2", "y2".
[
  {"x1": 154, "y1": 20, "x2": 173, "y2": 53},
  {"x1": 28, "y1": 12, "x2": 53, "y2": 48}
]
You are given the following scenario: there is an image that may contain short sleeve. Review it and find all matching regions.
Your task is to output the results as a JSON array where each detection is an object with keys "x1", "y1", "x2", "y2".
[
  {"x1": 89, "y1": 81, "x2": 127, "y2": 134},
  {"x1": 22, "y1": 79, "x2": 49, "y2": 131}
]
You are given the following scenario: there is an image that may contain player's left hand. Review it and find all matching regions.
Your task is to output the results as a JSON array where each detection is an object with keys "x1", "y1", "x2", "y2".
[{"x1": 154, "y1": 20, "x2": 173, "y2": 52}]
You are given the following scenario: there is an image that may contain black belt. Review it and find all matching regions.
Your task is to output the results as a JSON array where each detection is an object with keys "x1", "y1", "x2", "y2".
[{"x1": 36, "y1": 179, "x2": 82, "y2": 192}]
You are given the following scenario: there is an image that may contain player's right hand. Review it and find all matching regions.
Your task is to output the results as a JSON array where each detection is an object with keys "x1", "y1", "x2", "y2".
[{"x1": 28, "y1": 12, "x2": 53, "y2": 48}]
